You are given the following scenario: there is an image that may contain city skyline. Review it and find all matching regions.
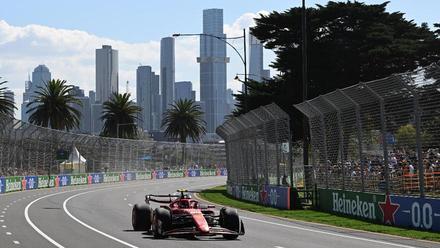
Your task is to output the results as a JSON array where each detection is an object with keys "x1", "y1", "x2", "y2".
[{"x1": 1, "y1": 1, "x2": 439, "y2": 119}]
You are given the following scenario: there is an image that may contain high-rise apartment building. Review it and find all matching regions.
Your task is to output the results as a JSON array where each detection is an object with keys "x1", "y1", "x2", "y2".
[
  {"x1": 249, "y1": 34, "x2": 263, "y2": 82},
  {"x1": 70, "y1": 86, "x2": 91, "y2": 133},
  {"x1": 198, "y1": 8, "x2": 229, "y2": 133},
  {"x1": 96, "y1": 45, "x2": 118, "y2": 103},
  {"x1": 21, "y1": 65, "x2": 51, "y2": 121},
  {"x1": 136, "y1": 66, "x2": 152, "y2": 130},
  {"x1": 160, "y1": 37, "x2": 175, "y2": 113},
  {"x1": 175, "y1": 81, "x2": 194, "y2": 101},
  {"x1": 136, "y1": 66, "x2": 161, "y2": 131}
]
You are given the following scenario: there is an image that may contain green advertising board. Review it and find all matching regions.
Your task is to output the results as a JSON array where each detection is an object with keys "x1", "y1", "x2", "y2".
[
  {"x1": 5, "y1": 176, "x2": 22, "y2": 192},
  {"x1": 318, "y1": 188, "x2": 385, "y2": 222},
  {"x1": 135, "y1": 172, "x2": 150, "y2": 180},
  {"x1": 168, "y1": 170, "x2": 184, "y2": 178},
  {"x1": 241, "y1": 185, "x2": 259, "y2": 203},
  {"x1": 70, "y1": 174, "x2": 88, "y2": 185},
  {"x1": 103, "y1": 173, "x2": 120, "y2": 183},
  {"x1": 37, "y1": 175, "x2": 56, "y2": 188},
  {"x1": 200, "y1": 169, "x2": 216, "y2": 177}
]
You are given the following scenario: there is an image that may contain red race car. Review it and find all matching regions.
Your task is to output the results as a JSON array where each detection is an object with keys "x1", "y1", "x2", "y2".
[{"x1": 132, "y1": 189, "x2": 245, "y2": 240}]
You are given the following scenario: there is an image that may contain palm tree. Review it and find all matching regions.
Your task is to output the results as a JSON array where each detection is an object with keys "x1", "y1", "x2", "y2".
[
  {"x1": 161, "y1": 99, "x2": 206, "y2": 165},
  {"x1": 101, "y1": 92, "x2": 141, "y2": 139},
  {"x1": 0, "y1": 78, "x2": 16, "y2": 118},
  {"x1": 27, "y1": 79, "x2": 82, "y2": 130}
]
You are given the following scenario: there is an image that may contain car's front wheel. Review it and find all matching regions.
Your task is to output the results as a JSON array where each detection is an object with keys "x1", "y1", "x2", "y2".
[
  {"x1": 152, "y1": 208, "x2": 171, "y2": 239},
  {"x1": 220, "y1": 207, "x2": 242, "y2": 240}
]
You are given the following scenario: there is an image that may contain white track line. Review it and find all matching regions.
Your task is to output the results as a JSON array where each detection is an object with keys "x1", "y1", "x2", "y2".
[
  {"x1": 63, "y1": 191, "x2": 139, "y2": 248},
  {"x1": 24, "y1": 181, "x2": 150, "y2": 248},
  {"x1": 241, "y1": 216, "x2": 418, "y2": 248},
  {"x1": 62, "y1": 182, "x2": 222, "y2": 248}
]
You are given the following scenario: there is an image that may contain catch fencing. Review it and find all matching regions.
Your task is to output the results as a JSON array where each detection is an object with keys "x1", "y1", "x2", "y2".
[
  {"x1": 295, "y1": 62, "x2": 440, "y2": 198},
  {"x1": 0, "y1": 115, "x2": 225, "y2": 177},
  {"x1": 216, "y1": 103, "x2": 302, "y2": 188}
]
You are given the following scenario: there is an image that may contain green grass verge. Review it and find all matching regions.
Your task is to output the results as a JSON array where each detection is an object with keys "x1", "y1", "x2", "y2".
[{"x1": 199, "y1": 185, "x2": 440, "y2": 242}]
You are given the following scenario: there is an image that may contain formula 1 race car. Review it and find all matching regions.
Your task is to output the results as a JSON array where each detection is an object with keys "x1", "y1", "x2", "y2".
[{"x1": 131, "y1": 189, "x2": 245, "y2": 240}]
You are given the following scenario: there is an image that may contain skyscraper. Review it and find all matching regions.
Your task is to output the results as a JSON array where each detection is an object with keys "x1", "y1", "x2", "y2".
[
  {"x1": 21, "y1": 65, "x2": 51, "y2": 121},
  {"x1": 249, "y1": 34, "x2": 263, "y2": 82},
  {"x1": 69, "y1": 86, "x2": 91, "y2": 133},
  {"x1": 151, "y1": 72, "x2": 161, "y2": 130},
  {"x1": 136, "y1": 66, "x2": 152, "y2": 130},
  {"x1": 160, "y1": 37, "x2": 175, "y2": 113},
  {"x1": 95, "y1": 45, "x2": 118, "y2": 103},
  {"x1": 198, "y1": 8, "x2": 229, "y2": 133},
  {"x1": 175, "y1": 81, "x2": 194, "y2": 101}
]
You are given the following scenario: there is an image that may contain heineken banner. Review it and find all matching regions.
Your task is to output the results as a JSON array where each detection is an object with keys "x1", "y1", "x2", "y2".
[
  {"x1": 318, "y1": 188, "x2": 440, "y2": 232},
  {"x1": 70, "y1": 174, "x2": 87, "y2": 185},
  {"x1": 200, "y1": 169, "x2": 217, "y2": 177},
  {"x1": 240, "y1": 185, "x2": 259, "y2": 203},
  {"x1": 24, "y1": 176, "x2": 38, "y2": 190},
  {"x1": 103, "y1": 173, "x2": 120, "y2": 183},
  {"x1": 0, "y1": 177, "x2": 5, "y2": 193},
  {"x1": 37, "y1": 176, "x2": 56, "y2": 188},
  {"x1": 5, "y1": 177, "x2": 22, "y2": 192},
  {"x1": 0, "y1": 169, "x2": 226, "y2": 194},
  {"x1": 135, "y1": 172, "x2": 150, "y2": 180},
  {"x1": 167, "y1": 170, "x2": 184, "y2": 178}
]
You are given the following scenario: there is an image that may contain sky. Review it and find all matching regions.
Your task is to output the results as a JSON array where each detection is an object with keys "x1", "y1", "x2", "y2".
[{"x1": 0, "y1": 0, "x2": 439, "y2": 118}]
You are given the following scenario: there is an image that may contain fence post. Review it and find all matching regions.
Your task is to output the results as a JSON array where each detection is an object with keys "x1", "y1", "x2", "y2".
[
  {"x1": 363, "y1": 83, "x2": 390, "y2": 194},
  {"x1": 404, "y1": 78, "x2": 425, "y2": 198},
  {"x1": 322, "y1": 96, "x2": 345, "y2": 190},
  {"x1": 338, "y1": 89, "x2": 365, "y2": 192},
  {"x1": 307, "y1": 102, "x2": 329, "y2": 189}
]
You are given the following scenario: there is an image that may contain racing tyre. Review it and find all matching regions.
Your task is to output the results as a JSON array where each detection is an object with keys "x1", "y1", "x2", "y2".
[
  {"x1": 132, "y1": 203, "x2": 152, "y2": 231},
  {"x1": 220, "y1": 207, "x2": 241, "y2": 240},
  {"x1": 153, "y1": 208, "x2": 171, "y2": 239}
]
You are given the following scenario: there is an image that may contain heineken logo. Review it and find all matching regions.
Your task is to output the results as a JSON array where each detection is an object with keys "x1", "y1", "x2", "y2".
[
  {"x1": 241, "y1": 188, "x2": 259, "y2": 203},
  {"x1": 378, "y1": 194, "x2": 399, "y2": 225},
  {"x1": 332, "y1": 192, "x2": 376, "y2": 220},
  {"x1": 6, "y1": 178, "x2": 21, "y2": 192},
  {"x1": 71, "y1": 176, "x2": 86, "y2": 185},
  {"x1": 103, "y1": 174, "x2": 119, "y2": 183}
]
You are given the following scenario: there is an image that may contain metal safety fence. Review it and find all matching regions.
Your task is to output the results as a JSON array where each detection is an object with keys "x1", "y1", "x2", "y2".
[
  {"x1": 216, "y1": 103, "x2": 302, "y2": 188},
  {"x1": 0, "y1": 115, "x2": 225, "y2": 177},
  {"x1": 295, "y1": 62, "x2": 440, "y2": 198}
]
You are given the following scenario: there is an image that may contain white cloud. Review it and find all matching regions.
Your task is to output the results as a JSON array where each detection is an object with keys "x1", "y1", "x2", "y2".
[{"x1": 0, "y1": 11, "x2": 276, "y2": 119}]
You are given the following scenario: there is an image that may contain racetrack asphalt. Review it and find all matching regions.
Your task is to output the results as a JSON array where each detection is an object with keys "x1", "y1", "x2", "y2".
[{"x1": 0, "y1": 176, "x2": 438, "y2": 248}]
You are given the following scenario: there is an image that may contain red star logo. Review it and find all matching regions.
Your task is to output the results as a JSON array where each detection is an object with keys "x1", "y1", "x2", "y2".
[
  {"x1": 379, "y1": 194, "x2": 399, "y2": 225},
  {"x1": 260, "y1": 186, "x2": 268, "y2": 204}
]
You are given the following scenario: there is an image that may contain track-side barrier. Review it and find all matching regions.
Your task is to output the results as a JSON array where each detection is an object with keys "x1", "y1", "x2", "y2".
[{"x1": 0, "y1": 168, "x2": 227, "y2": 194}]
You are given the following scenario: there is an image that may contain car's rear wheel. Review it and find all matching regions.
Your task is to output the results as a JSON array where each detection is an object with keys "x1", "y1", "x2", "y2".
[
  {"x1": 153, "y1": 208, "x2": 171, "y2": 239},
  {"x1": 132, "y1": 203, "x2": 152, "y2": 231},
  {"x1": 220, "y1": 207, "x2": 241, "y2": 240}
]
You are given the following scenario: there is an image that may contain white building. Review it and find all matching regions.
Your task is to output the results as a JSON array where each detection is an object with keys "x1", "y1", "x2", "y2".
[{"x1": 249, "y1": 34, "x2": 263, "y2": 82}]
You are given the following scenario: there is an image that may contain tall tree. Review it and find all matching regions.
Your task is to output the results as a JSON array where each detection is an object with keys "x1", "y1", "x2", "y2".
[
  {"x1": 235, "y1": 1, "x2": 440, "y2": 141},
  {"x1": 161, "y1": 99, "x2": 206, "y2": 164},
  {"x1": 101, "y1": 92, "x2": 141, "y2": 139},
  {"x1": 0, "y1": 78, "x2": 16, "y2": 117},
  {"x1": 27, "y1": 79, "x2": 81, "y2": 130}
]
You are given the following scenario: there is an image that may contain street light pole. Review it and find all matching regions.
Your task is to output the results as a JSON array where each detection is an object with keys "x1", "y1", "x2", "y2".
[
  {"x1": 173, "y1": 30, "x2": 248, "y2": 112},
  {"x1": 301, "y1": 0, "x2": 309, "y2": 165}
]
